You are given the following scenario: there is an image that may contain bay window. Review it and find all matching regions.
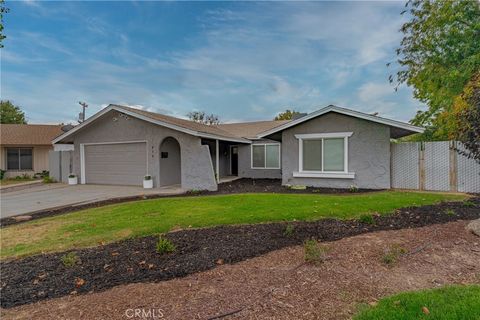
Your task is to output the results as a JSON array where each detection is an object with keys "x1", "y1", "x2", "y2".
[
  {"x1": 251, "y1": 143, "x2": 281, "y2": 169},
  {"x1": 294, "y1": 132, "x2": 354, "y2": 179}
]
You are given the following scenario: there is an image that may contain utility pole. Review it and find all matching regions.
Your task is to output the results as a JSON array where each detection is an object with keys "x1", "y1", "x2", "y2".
[{"x1": 78, "y1": 101, "x2": 88, "y2": 123}]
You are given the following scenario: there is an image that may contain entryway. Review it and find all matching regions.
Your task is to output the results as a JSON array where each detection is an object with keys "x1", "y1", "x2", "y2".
[
  {"x1": 159, "y1": 137, "x2": 181, "y2": 187},
  {"x1": 230, "y1": 146, "x2": 238, "y2": 176}
]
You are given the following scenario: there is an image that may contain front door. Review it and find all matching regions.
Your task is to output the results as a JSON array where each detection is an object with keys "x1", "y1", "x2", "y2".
[{"x1": 231, "y1": 146, "x2": 238, "y2": 176}]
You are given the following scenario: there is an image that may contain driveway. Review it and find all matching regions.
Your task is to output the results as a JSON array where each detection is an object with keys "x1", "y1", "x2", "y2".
[{"x1": 0, "y1": 183, "x2": 184, "y2": 218}]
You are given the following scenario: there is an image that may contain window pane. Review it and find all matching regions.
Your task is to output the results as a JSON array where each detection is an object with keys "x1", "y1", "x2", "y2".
[
  {"x1": 7, "y1": 148, "x2": 19, "y2": 170},
  {"x1": 324, "y1": 138, "x2": 344, "y2": 171},
  {"x1": 266, "y1": 145, "x2": 280, "y2": 168},
  {"x1": 19, "y1": 148, "x2": 33, "y2": 170},
  {"x1": 252, "y1": 145, "x2": 265, "y2": 168},
  {"x1": 303, "y1": 140, "x2": 322, "y2": 171}
]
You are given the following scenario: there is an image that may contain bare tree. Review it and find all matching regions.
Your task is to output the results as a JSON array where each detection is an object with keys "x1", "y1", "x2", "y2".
[{"x1": 187, "y1": 111, "x2": 220, "y2": 125}]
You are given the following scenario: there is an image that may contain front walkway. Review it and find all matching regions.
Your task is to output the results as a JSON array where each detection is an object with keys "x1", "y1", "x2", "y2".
[
  {"x1": 218, "y1": 176, "x2": 241, "y2": 184},
  {"x1": 0, "y1": 183, "x2": 184, "y2": 218}
]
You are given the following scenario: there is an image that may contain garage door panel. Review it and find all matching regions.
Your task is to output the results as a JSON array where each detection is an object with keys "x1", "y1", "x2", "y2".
[{"x1": 85, "y1": 142, "x2": 146, "y2": 186}]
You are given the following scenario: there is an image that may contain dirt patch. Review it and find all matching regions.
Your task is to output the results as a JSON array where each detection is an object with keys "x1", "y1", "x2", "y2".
[
  {"x1": 2, "y1": 220, "x2": 480, "y2": 320},
  {"x1": 0, "y1": 179, "x2": 379, "y2": 227},
  {"x1": 0, "y1": 198, "x2": 478, "y2": 309}
]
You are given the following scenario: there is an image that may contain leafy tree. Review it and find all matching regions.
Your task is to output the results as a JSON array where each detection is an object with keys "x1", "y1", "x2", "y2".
[
  {"x1": 0, "y1": 0, "x2": 8, "y2": 48},
  {"x1": 187, "y1": 111, "x2": 220, "y2": 125},
  {"x1": 0, "y1": 100, "x2": 27, "y2": 124},
  {"x1": 274, "y1": 109, "x2": 301, "y2": 121},
  {"x1": 390, "y1": 0, "x2": 480, "y2": 139},
  {"x1": 452, "y1": 72, "x2": 480, "y2": 163}
]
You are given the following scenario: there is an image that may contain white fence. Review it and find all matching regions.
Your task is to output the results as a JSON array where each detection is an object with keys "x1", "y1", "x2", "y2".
[{"x1": 391, "y1": 141, "x2": 480, "y2": 193}]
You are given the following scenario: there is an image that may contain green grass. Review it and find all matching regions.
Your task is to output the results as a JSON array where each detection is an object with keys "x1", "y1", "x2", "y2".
[
  {"x1": 354, "y1": 285, "x2": 480, "y2": 320},
  {"x1": 0, "y1": 191, "x2": 465, "y2": 259},
  {"x1": 0, "y1": 178, "x2": 37, "y2": 186}
]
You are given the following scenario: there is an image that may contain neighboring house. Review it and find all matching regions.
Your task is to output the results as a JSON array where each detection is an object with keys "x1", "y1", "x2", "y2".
[
  {"x1": 52, "y1": 104, "x2": 423, "y2": 190},
  {"x1": 1, "y1": 124, "x2": 64, "y2": 178}
]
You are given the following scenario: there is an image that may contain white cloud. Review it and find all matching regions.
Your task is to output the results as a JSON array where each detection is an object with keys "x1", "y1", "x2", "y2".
[{"x1": 357, "y1": 82, "x2": 395, "y2": 103}]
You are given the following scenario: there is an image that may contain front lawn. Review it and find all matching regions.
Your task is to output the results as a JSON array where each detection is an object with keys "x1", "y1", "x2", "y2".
[
  {"x1": 0, "y1": 191, "x2": 465, "y2": 259},
  {"x1": 354, "y1": 285, "x2": 480, "y2": 320}
]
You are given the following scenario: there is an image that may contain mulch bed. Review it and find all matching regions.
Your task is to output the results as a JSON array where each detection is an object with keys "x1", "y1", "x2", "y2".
[
  {"x1": 1, "y1": 198, "x2": 478, "y2": 309},
  {"x1": 210, "y1": 178, "x2": 380, "y2": 195},
  {"x1": 0, "y1": 179, "x2": 379, "y2": 228}
]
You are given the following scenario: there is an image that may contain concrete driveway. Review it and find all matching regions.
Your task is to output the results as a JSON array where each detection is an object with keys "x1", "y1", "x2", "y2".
[{"x1": 0, "y1": 183, "x2": 184, "y2": 218}]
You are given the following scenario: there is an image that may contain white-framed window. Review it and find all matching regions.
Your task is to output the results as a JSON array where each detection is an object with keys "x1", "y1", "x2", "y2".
[
  {"x1": 294, "y1": 132, "x2": 355, "y2": 179},
  {"x1": 6, "y1": 148, "x2": 33, "y2": 170},
  {"x1": 251, "y1": 143, "x2": 281, "y2": 169}
]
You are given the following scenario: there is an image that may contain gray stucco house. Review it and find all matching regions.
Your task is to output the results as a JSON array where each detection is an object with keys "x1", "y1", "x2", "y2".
[{"x1": 52, "y1": 104, "x2": 423, "y2": 191}]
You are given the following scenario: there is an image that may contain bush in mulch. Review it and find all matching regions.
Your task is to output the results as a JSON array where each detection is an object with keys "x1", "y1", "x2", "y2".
[{"x1": 1, "y1": 198, "x2": 479, "y2": 308}]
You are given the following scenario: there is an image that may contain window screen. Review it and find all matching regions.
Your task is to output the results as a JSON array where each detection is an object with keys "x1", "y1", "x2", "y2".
[
  {"x1": 19, "y1": 148, "x2": 33, "y2": 170},
  {"x1": 323, "y1": 138, "x2": 344, "y2": 171},
  {"x1": 302, "y1": 139, "x2": 322, "y2": 171},
  {"x1": 252, "y1": 145, "x2": 265, "y2": 168},
  {"x1": 6, "y1": 148, "x2": 19, "y2": 170},
  {"x1": 266, "y1": 144, "x2": 280, "y2": 168}
]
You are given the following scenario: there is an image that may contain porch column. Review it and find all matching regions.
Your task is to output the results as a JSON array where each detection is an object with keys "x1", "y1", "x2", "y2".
[{"x1": 215, "y1": 140, "x2": 220, "y2": 183}]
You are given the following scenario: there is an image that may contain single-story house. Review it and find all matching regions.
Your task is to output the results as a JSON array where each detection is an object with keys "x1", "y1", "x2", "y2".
[
  {"x1": 1, "y1": 124, "x2": 64, "y2": 178},
  {"x1": 52, "y1": 104, "x2": 424, "y2": 191}
]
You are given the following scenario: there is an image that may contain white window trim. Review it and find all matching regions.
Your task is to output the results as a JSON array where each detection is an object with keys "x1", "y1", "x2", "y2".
[
  {"x1": 251, "y1": 143, "x2": 281, "y2": 170},
  {"x1": 5, "y1": 147, "x2": 34, "y2": 171},
  {"x1": 80, "y1": 140, "x2": 148, "y2": 184},
  {"x1": 294, "y1": 132, "x2": 355, "y2": 179}
]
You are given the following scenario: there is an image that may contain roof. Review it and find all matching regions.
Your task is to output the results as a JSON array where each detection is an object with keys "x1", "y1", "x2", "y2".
[
  {"x1": 215, "y1": 120, "x2": 290, "y2": 139},
  {"x1": 53, "y1": 104, "x2": 424, "y2": 144},
  {"x1": 116, "y1": 105, "x2": 248, "y2": 141},
  {"x1": 53, "y1": 104, "x2": 252, "y2": 144},
  {"x1": 257, "y1": 105, "x2": 424, "y2": 139},
  {"x1": 1, "y1": 124, "x2": 64, "y2": 146}
]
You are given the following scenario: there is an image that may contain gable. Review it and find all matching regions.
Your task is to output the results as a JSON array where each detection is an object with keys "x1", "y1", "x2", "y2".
[{"x1": 257, "y1": 105, "x2": 424, "y2": 139}]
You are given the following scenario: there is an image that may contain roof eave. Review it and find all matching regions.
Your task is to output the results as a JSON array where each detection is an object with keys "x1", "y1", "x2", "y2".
[
  {"x1": 256, "y1": 105, "x2": 424, "y2": 138},
  {"x1": 52, "y1": 105, "x2": 251, "y2": 145}
]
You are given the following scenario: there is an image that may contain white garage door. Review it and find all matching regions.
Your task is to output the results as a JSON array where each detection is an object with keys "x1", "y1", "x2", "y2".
[{"x1": 84, "y1": 142, "x2": 147, "y2": 186}]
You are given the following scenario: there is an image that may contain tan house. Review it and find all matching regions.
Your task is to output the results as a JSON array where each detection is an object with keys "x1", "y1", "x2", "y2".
[{"x1": 0, "y1": 124, "x2": 64, "y2": 178}]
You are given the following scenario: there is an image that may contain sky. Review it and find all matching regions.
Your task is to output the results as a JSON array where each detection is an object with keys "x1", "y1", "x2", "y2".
[{"x1": 1, "y1": 1, "x2": 424, "y2": 124}]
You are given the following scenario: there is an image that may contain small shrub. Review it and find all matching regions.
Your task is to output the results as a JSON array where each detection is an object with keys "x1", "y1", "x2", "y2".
[
  {"x1": 61, "y1": 252, "x2": 80, "y2": 267},
  {"x1": 43, "y1": 176, "x2": 56, "y2": 183},
  {"x1": 349, "y1": 185, "x2": 359, "y2": 193},
  {"x1": 283, "y1": 224, "x2": 295, "y2": 237},
  {"x1": 445, "y1": 209, "x2": 456, "y2": 216},
  {"x1": 463, "y1": 200, "x2": 476, "y2": 207},
  {"x1": 0, "y1": 169, "x2": 5, "y2": 180},
  {"x1": 68, "y1": 173, "x2": 76, "y2": 178},
  {"x1": 156, "y1": 237, "x2": 176, "y2": 254},
  {"x1": 359, "y1": 214, "x2": 375, "y2": 225},
  {"x1": 304, "y1": 239, "x2": 328, "y2": 265},
  {"x1": 187, "y1": 189, "x2": 201, "y2": 195},
  {"x1": 381, "y1": 244, "x2": 407, "y2": 265},
  {"x1": 144, "y1": 175, "x2": 152, "y2": 181}
]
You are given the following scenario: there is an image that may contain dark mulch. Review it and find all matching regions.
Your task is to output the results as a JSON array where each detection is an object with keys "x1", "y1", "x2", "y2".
[
  {"x1": 209, "y1": 178, "x2": 380, "y2": 195},
  {"x1": 1, "y1": 198, "x2": 479, "y2": 309},
  {"x1": 0, "y1": 179, "x2": 378, "y2": 228}
]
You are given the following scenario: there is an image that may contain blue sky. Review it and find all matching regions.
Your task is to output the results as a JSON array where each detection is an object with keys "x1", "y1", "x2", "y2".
[{"x1": 2, "y1": 1, "x2": 423, "y2": 124}]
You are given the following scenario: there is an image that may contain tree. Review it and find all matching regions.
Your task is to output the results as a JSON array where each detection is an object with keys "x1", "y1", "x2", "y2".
[
  {"x1": 452, "y1": 72, "x2": 480, "y2": 163},
  {"x1": 0, "y1": 0, "x2": 8, "y2": 48},
  {"x1": 390, "y1": 0, "x2": 480, "y2": 139},
  {"x1": 187, "y1": 111, "x2": 220, "y2": 125},
  {"x1": 0, "y1": 100, "x2": 27, "y2": 124},
  {"x1": 274, "y1": 109, "x2": 301, "y2": 121}
]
